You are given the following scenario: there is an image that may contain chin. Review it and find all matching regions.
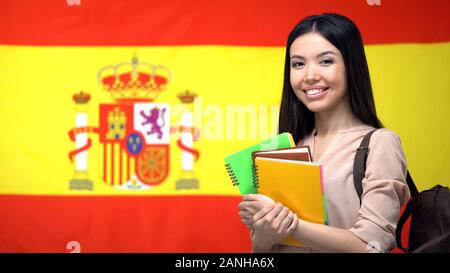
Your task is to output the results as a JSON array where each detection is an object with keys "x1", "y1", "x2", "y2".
[
  {"x1": 302, "y1": 102, "x2": 328, "y2": 113},
  {"x1": 306, "y1": 106, "x2": 325, "y2": 113}
]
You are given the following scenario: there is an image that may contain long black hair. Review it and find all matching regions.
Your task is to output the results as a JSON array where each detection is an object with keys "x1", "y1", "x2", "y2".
[{"x1": 278, "y1": 13, "x2": 383, "y2": 144}]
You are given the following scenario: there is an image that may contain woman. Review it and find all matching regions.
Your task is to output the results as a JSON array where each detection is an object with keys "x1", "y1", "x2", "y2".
[{"x1": 239, "y1": 13, "x2": 410, "y2": 253}]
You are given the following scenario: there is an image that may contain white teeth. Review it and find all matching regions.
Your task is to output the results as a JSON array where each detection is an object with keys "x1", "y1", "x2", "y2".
[{"x1": 305, "y1": 88, "x2": 325, "y2": 95}]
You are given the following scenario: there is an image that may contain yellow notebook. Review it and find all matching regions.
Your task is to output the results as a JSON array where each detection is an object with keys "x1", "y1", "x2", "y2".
[{"x1": 254, "y1": 157, "x2": 327, "y2": 247}]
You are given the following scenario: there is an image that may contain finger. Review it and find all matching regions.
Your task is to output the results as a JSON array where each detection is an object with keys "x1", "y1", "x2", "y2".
[
  {"x1": 239, "y1": 211, "x2": 249, "y2": 219},
  {"x1": 243, "y1": 193, "x2": 258, "y2": 201},
  {"x1": 239, "y1": 201, "x2": 262, "y2": 214},
  {"x1": 239, "y1": 211, "x2": 254, "y2": 221},
  {"x1": 241, "y1": 214, "x2": 254, "y2": 226},
  {"x1": 240, "y1": 202, "x2": 260, "y2": 216},
  {"x1": 286, "y1": 214, "x2": 298, "y2": 233},
  {"x1": 247, "y1": 194, "x2": 274, "y2": 204},
  {"x1": 239, "y1": 211, "x2": 251, "y2": 219},
  {"x1": 245, "y1": 201, "x2": 268, "y2": 214},
  {"x1": 238, "y1": 201, "x2": 247, "y2": 211},
  {"x1": 253, "y1": 204, "x2": 274, "y2": 222},
  {"x1": 239, "y1": 211, "x2": 249, "y2": 218},
  {"x1": 274, "y1": 206, "x2": 289, "y2": 227},
  {"x1": 279, "y1": 211, "x2": 294, "y2": 232},
  {"x1": 241, "y1": 200, "x2": 257, "y2": 207},
  {"x1": 243, "y1": 199, "x2": 261, "y2": 205},
  {"x1": 242, "y1": 218, "x2": 252, "y2": 226},
  {"x1": 269, "y1": 203, "x2": 284, "y2": 218},
  {"x1": 259, "y1": 203, "x2": 283, "y2": 225},
  {"x1": 259, "y1": 194, "x2": 275, "y2": 205}
]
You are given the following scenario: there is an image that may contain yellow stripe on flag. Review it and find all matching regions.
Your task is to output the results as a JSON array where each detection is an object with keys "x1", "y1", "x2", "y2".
[{"x1": 0, "y1": 43, "x2": 449, "y2": 196}]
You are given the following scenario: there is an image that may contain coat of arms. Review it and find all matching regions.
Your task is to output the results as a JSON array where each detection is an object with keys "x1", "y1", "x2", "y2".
[{"x1": 68, "y1": 56, "x2": 200, "y2": 191}]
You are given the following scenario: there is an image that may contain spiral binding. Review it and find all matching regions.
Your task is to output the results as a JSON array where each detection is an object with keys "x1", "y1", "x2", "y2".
[
  {"x1": 252, "y1": 164, "x2": 259, "y2": 189},
  {"x1": 225, "y1": 163, "x2": 239, "y2": 186}
]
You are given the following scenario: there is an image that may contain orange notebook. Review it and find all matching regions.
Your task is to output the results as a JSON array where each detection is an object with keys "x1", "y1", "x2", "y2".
[{"x1": 253, "y1": 157, "x2": 327, "y2": 247}]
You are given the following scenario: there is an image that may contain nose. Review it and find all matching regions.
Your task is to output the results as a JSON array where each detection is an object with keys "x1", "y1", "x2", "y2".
[{"x1": 304, "y1": 65, "x2": 320, "y2": 83}]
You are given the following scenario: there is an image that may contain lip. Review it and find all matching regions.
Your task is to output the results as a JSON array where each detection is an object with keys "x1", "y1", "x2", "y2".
[{"x1": 303, "y1": 86, "x2": 329, "y2": 99}]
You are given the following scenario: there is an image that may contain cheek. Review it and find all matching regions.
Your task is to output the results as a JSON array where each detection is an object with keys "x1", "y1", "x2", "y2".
[
  {"x1": 290, "y1": 70, "x2": 303, "y2": 90},
  {"x1": 289, "y1": 71, "x2": 295, "y2": 88},
  {"x1": 290, "y1": 72, "x2": 307, "y2": 103},
  {"x1": 325, "y1": 67, "x2": 346, "y2": 90}
]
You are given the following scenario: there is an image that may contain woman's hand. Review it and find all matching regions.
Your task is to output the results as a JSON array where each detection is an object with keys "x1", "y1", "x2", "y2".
[
  {"x1": 238, "y1": 194, "x2": 275, "y2": 229},
  {"x1": 251, "y1": 203, "x2": 299, "y2": 252}
]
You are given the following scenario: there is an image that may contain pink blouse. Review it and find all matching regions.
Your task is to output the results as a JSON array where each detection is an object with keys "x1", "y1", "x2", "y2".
[{"x1": 272, "y1": 124, "x2": 410, "y2": 252}]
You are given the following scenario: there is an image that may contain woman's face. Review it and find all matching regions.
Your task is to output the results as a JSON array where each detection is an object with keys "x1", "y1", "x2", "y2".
[{"x1": 290, "y1": 32, "x2": 347, "y2": 113}]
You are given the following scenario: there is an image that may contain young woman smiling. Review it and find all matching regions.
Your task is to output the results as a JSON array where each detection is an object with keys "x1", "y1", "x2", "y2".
[{"x1": 239, "y1": 13, "x2": 410, "y2": 253}]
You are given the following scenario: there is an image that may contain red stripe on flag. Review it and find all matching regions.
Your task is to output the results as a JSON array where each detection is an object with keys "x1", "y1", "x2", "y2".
[
  {"x1": 0, "y1": 0, "x2": 449, "y2": 46},
  {"x1": 0, "y1": 195, "x2": 250, "y2": 253}
]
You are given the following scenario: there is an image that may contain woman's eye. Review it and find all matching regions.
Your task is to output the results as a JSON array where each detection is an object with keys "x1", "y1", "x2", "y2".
[
  {"x1": 320, "y1": 59, "x2": 334, "y2": 65},
  {"x1": 292, "y1": 62, "x2": 304, "y2": 68}
]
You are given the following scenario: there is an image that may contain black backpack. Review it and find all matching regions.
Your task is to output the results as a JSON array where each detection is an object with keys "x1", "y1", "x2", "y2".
[{"x1": 353, "y1": 129, "x2": 450, "y2": 253}]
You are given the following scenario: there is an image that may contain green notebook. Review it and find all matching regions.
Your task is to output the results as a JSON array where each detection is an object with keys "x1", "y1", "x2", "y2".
[{"x1": 224, "y1": 132, "x2": 295, "y2": 194}]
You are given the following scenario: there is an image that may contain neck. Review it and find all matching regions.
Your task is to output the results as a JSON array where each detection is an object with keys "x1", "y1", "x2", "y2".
[{"x1": 314, "y1": 98, "x2": 363, "y2": 136}]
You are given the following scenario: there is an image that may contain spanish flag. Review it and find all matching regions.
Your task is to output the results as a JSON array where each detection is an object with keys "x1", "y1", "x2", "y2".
[{"x1": 0, "y1": 0, "x2": 449, "y2": 252}]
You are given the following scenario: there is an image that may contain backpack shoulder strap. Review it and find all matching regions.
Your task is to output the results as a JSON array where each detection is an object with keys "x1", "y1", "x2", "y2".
[
  {"x1": 353, "y1": 128, "x2": 421, "y2": 252},
  {"x1": 406, "y1": 172, "x2": 419, "y2": 197},
  {"x1": 353, "y1": 129, "x2": 378, "y2": 204},
  {"x1": 353, "y1": 129, "x2": 420, "y2": 203}
]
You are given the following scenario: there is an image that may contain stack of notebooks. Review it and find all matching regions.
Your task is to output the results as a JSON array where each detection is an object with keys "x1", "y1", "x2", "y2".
[{"x1": 224, "y1": 132, "x2": 328, "y2": 247}]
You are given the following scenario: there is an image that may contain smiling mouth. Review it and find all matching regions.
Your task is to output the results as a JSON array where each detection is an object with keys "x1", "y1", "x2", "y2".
[{"x1": 303, "y1": 87, "x2": 329, "y2": 95}]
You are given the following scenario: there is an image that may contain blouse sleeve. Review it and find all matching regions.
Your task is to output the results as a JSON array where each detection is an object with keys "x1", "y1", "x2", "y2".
[{"x1": 349, "y1": 129, "x2": 410, "y2": 252}]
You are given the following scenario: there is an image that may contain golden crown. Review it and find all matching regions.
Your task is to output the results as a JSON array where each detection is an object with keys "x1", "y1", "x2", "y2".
[
  {"x1": 97, "y1": 55, "x2": 171, "y2": 103},
  {"x1": 72, "y1": 91, "x2": 91, "y2": 104},
  {"x1": 177, "y1": 90, "x2": 197, "y2": 104}
]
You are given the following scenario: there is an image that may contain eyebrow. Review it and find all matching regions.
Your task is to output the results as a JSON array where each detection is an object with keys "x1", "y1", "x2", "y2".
[{"x1": 291, "y1": 51, "x2": 336, "y2": 60}]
